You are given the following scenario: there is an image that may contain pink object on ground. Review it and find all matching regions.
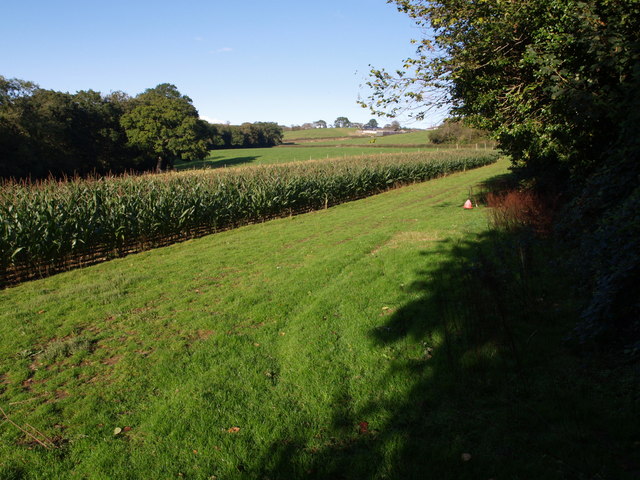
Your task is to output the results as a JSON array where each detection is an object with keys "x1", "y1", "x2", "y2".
[{"x1": 463, "y1": 199, "x2": 473, "y2": 209}]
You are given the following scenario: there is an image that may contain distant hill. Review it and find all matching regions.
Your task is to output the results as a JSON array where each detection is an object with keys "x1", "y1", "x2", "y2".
[{"x1": 283, "y1": 128, "x2": 358, "y2": 142}]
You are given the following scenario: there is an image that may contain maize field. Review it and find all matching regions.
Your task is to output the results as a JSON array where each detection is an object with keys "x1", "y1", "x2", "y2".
[{"x1": 0, "y1": 150, "x2": 498, "y2": 286}]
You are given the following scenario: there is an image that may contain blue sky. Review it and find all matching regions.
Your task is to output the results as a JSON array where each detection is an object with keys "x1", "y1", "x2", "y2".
[{"x1": 1, "y1": 1, "x2": 446, "y2": 128}]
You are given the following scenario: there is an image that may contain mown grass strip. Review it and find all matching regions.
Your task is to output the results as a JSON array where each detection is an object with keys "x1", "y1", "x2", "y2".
[
  {"x1": 0, "y1": 159, "x2": 634, "y2": 479},
  {"x1": 0, "y1": 150, "x2": 498, "y2": 286}
]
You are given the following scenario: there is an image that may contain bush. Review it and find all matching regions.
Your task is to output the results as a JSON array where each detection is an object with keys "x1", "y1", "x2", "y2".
[{"x1": 429, "y1": 120, "x2": 489, "y2": 145}]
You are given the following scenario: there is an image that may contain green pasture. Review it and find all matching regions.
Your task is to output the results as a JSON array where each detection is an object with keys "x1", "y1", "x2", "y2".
[
  {"x1": 0, "y1": 158, "x2": 635, "y2": 479},
  {"x1": 175, "y1": 146, "x2": 425, "y2": 170},
  {"x1": 283, "y1": 129, "x2": 432, "y2": 146},
  {"x1": 282, "y1": 128, "x2": 357, "y2": 141},
  {"x1": 299, "y1": 130, "x2": 432, "y2": 146}
]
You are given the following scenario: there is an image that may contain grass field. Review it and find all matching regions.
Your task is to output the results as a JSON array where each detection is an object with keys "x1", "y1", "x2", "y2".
[
  {"x1": 296, "y1": 131, "x2": 432, "y2": 146},
  {"x1": 282, "y1": 128, "x2": 358, "y2": 141},
  {"x1": 175, "y1": 146, "x2": 426, "y2": 170},
  {"x1": 283, "y1": 129, "x2": 433, "y2": 146},
  {"x1": 0, "y1": 159, "x2": 636, "y2": 479},
  {"x1": 180, "y1": 129, "x2": 492, "y2": 172}
]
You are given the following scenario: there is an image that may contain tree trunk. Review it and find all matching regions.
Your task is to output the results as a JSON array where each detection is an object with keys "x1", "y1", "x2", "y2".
[{"x1": 156, "y1": 156, "x2": 165, "y2": 173}]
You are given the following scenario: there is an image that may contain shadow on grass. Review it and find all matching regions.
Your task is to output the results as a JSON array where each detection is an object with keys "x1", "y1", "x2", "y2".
[
  {"x1": 176, "y1": 155, "x2": 259, "y2": 170},
  {"x1": 256, "y1": 227, "x2": 638, "y2": 479}
]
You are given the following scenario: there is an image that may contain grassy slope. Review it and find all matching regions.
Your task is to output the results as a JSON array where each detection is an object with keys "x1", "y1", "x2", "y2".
[
  {"x1": 302, "y1": 131, "x2": 432, "y2": 146},
  {"x1": 175, "y1": 146, "x2": 424, "y2": 170},
  {"x1": 177, "y1": 130, "x2": 465, "y2": 171},
  {"x1": 0, "y1": 159, "x2": 635, "y2": 479},
  {"x1": 282, "y1": 128, "x2": 358, "y2": 141}
]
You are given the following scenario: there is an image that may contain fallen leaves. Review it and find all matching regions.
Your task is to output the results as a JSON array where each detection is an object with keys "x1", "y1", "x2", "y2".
[
  {"x1": 380, "y1": 306, "x2": 396, "y2": 317},
  {"x1": 227, "y1": 426, "x2": 240, "y2": 433},
  {"x1": 358, "y1": 421, "x2": 369, "y2": 434}
]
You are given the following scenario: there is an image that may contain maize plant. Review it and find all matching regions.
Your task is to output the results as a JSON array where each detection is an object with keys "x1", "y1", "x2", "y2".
[{"x1": 0, "y1": 150, "x2": 498, "y2": 286}]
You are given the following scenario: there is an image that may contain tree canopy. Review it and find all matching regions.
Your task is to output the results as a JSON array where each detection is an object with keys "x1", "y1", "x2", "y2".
[
  {"x1": 0, "y1": 79, "x2": 216, "y2": 178},
  {"x1": 0, "y1": 78, "x2": 142, "y2": 178},
  {"x1": 363, "y1": 0, "x2": 640, "y2": 347},
  {"x1": 202, "y1": 121, "x2": 283, "y2": 149},
  {"x1": 333, "y1": 116, "x2": 352, "y2": 128},
  {"x1": 121, "y1": 84, "x2": 208, "y2": 172}
]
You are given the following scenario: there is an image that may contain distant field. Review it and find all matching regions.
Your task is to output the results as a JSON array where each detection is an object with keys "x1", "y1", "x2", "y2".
[
  {"x1": 283, "y1": 129, "x2": 432, "y2": 146},
  {"x1": 176, "y1": 129, "x2": 490, "y2": 171},
  {"x1": 306, "y1": 130, "x2": 432, "y2": 146},
  {"x1": 176, "y1": 146, "x2": 426, "y2": 170},
  {"x1": 282, "y1": 128, "x2": 357, "y2": 141}
]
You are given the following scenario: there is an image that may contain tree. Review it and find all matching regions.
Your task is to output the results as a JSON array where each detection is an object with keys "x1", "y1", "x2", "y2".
[
  {"x1": 333, "y1": 116, "x2": 351, "y2": 128},
  {"x1": 201, "y1": 121, "x2": 283, "y2": 149},
  {"x1": 364, "y1": 119, "x2": 379, "y2": 129},
  {"x1": 253, "y1": 122, "x2": 283, "y2": 146},
  {"x1": 429, "y1": 119, "x2": 487, "y2": 144},
  {"x1": 364, "y1": 1, "x2": 639, "y2": 187},
  {"x1": 362, "y1": 1, "x2": 640, "y2": 345},
  {"x1": 313, "y1": 120, "x2": 327, "y2": 128},
  {"x1": 121, "y1": 84, "x2": 207, "y2": 172},
  {"x1": 1, "y1": 77, "x2": 143, "y2": 178}
]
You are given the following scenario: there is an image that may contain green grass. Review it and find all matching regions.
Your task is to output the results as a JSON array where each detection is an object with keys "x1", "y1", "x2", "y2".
[
  {"x1": 282, "y1": 128, "x2": 358, "y2": 141},
  {"x1": 0, "y1": 158, "x2": 636, "y2": 479},
  {"x1": 175, "y1": 146, "x2": 426, "y2": 170},
  {"x1": 301, "y1": 130, "x2": 432, "y2": 146},
  {"x1": 178, "y1": 130, "x2": 493, "y2": 172}
]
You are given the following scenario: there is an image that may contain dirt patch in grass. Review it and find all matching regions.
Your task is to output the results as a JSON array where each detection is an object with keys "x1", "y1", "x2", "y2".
[
  {"x1": 102, "y1": 355, "x2": 122, "y2": 366},
  {"x1": 183, "y1": 329, "x2": 217, "y2": 346},
  {"x1": 131, "y1": 306, "x2": 154, "y2": 315},
  {"x1": 135, "y1": 348, "x2": 155, "y2": 357},
  {"x1": 21, "y1": 377, "x2": 46, "y2": 392},
  {"x1": 195, "y1": 329, "x2": 216, "y2": 340},
  {"x1": 54, "y1": 390, "x2": 69, "y2": 400},
  {"x1": 227, "y1": 320, "x2": 268, "y2": 336}
]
